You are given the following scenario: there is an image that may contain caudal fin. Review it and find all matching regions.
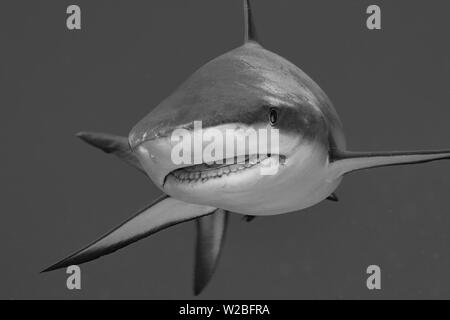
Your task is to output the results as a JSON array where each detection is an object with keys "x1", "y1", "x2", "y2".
[
  {"x1": 193, "y1": 209, "x2": 228, "y2": 295},
  {"x1": 331, "y1": 149, "x2": 450, "y2": 176}
]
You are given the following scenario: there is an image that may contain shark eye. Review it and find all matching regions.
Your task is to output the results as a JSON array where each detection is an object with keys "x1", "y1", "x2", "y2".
[{"x1": 269, "y1": 108, "x2": 278, "y2": 125}]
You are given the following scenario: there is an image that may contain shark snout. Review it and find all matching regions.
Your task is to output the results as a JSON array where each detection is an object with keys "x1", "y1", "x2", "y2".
[
  {"x1": 128, "y1": 120, "x2": 219, "y2": 188},
  {"x1": 132, "y1": 137, "x2": 178, "y2": 188},
  {"x1": 129, "y1": 123, "x2": 187, "y2": 152},
  {"x1": 129, "y1": 120, "x2": 198, "y2": 188},
  {"x1": 129, "y1": 120, "x2": 286, "y2": 191}
]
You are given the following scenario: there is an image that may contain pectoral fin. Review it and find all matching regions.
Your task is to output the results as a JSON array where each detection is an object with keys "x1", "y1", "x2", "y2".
[
  {"x1": 194, "y1": 209, "x2": 229, "y2": 295},
  {"x1": 331, "y1": 150, "x2": 450, "y2": 176},
  {"x1": 42, "y1": 196, "x2": 217, "y2": 272},
  {"x1": 76, "y1": 132, "x2": 144, "y2": 173}
]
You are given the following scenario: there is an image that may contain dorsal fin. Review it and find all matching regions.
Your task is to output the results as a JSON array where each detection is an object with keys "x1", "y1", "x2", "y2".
[{"x1": 243, "y1": 0, "x2": 258, "y2": 43}]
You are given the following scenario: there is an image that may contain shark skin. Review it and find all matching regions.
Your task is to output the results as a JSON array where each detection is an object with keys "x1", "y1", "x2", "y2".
[{"x1": 43, "y1": 0, "x2": 450, "y2": 295}]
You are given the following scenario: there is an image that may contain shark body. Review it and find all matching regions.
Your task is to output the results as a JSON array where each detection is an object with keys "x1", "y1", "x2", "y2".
[{"x1": 43, "y1": 1, "x2": 450, "y2": 295}]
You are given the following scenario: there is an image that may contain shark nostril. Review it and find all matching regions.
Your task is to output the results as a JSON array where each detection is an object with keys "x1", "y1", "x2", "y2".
[{"x1": 129, "y1": 127, "x2": 170, "y2": 151}]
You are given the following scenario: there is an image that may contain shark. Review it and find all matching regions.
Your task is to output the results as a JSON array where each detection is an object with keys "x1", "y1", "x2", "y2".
[{"x1": 43, "y1": 0, "x2": 450, "y2": 295}]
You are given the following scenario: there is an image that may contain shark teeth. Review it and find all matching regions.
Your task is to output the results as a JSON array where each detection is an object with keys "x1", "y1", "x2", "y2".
[{"x1": 170, "y1": 154, "x2": 285, "y2": 183}]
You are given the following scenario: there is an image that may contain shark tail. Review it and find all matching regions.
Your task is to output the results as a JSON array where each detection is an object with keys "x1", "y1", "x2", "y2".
[
  {"x1": 194, "y1": 209, "x2": 229, "y2": 295},
  {"x1": 331, "y1": 149, "x2": 450, "y2": 176},
  {"x1": 41, "y1": 196, "x2": 217, "y2": 273}
]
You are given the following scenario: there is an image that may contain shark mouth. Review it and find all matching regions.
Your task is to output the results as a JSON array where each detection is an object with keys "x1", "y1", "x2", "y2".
[{"x1": 166, "y1": 154, "x2": 287, "y2": 184}]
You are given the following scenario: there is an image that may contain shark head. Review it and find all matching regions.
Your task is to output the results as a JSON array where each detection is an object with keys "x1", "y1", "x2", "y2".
[{"x1": 129, "y1": 39, "x2": 346, "y2": 214}]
